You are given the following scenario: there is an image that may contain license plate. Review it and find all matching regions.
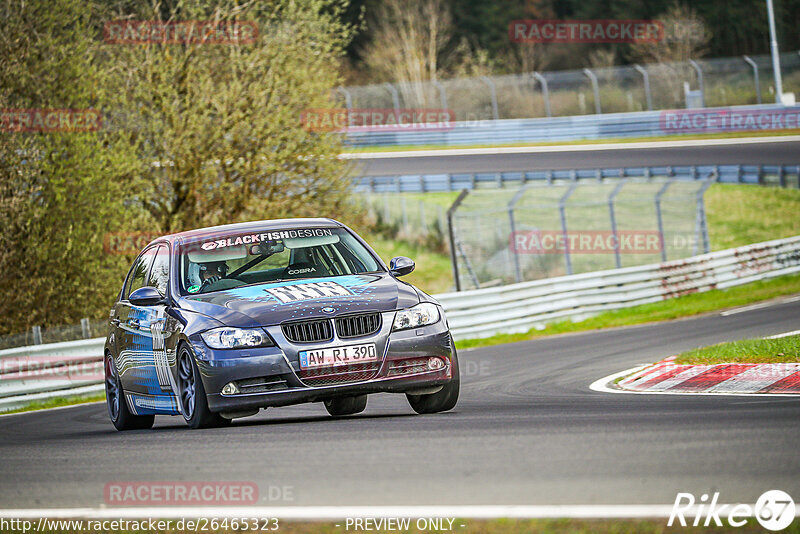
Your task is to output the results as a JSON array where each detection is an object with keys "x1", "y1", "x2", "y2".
[{"x1": 299, "y1": 343, "x2": 377, "y2": 369}]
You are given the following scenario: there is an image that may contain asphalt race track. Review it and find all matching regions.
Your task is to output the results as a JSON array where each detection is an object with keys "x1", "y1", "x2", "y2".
[
  {"x1": 1, "y1": 297, "x2": 799, "y2": 510},
  {"x1": 353, "y1": 138, "x2": 800, "y2": 175}
]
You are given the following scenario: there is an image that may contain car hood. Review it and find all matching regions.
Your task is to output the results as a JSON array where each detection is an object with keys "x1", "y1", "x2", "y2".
[{"x1": 177, "y1": 274, "x2": 421, "y2": 328}]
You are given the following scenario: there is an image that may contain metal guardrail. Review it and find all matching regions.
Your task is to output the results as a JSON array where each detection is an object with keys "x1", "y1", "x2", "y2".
[
  {"x1": 355, "y1": 163, "x2": 800, "y2": 193},
  {"x1": 344, "y1": 104, "x2": 800, "y2": 147},
  {"x1": 1, "y1": 236, "x2": 799, "y2": 411},
  {"x1": 437, "y1": 235, "x2": 800, "y2": 339}
]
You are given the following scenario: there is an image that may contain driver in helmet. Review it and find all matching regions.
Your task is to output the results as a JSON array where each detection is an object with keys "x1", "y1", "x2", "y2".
[{"x1": 199, "y1": 260, "x2": 228, "y2": 288}]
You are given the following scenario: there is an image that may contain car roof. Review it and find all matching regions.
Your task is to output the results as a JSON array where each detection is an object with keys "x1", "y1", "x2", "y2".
[{"x1": 149, "y1": 218, "x2": 345, "y2": 247}]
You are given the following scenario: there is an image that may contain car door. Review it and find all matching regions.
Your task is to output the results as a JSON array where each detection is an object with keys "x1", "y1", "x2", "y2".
[
  {"x1": 144, "y1": 244, "x2": 176, "y2": 398},
  {"x1": 115, "y1": 246, "x2": 158, "y2": 395}
]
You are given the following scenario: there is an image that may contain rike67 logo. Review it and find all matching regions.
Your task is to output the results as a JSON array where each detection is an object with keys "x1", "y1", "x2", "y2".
[{"x1": 669, "y1": 490, "x2": 796, "y2": 531}]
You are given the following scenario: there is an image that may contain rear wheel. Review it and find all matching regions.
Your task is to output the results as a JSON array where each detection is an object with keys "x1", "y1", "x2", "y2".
[
  {"x1": 178, "y1": 345, "x2": 230, "y2": 429},
  {"x1": 406, "y1": 349, "x2": 460, "y2": 414},
  {"x1": 105, "y1": 353, "x2": 154, "y2": 431},
  {"x1": 324, "y1": 395, "x2": 368, "y2": 416}
]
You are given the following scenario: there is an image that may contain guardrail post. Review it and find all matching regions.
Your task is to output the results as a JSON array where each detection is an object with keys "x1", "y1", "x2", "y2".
[
  {"x1": 481, "y1": 76, "x2": 500, "y2": 121},
  {"x1": 778, "y1": 166, "x2": 786, "y2": 188},
  {"x1": 432, "y1": 80, "x2": 448, "y2": 110},
  {"x1": 384, "y1": 83, "x2": 401, "y2": 113},
  {"x1": 447, "y1": 189, "x2": 471, "y2": 292},
  {"x1": 633, "y1": 65, "x2": 653, "y2": 111},
  {"x1": 336, "y1": 86, "x2": 353, "y2": 111},
  {"x1": 654, "y1": 179, "x2": 676, "y2": 262},
  {"x1": 608, "y1": 180, "x2": 628, "y2": 269},
  {"x1": 508, "y1": 186, "x2": 528, "y2": 283},
  {"x1": 32, "y1": 326, "x2": 42, "y2": 345},
  {"x1": 559, "y1": 183, "x2": 578, "y2": 275},
  {"x1": 532, "y1": 72, "x2": 552, "y2": 117},
  {"x1": 688, "y1": 60, "x2": 705, "y2": 107},
  {"x1": 743, "y1": 56, "x2": 762, "y2": 105},
  {"x1": 80, "y1": 318, "x2": 91, "y2": 339},
  {"x1": 582, "y1": 68, "x2": 602, "y2": 114}
]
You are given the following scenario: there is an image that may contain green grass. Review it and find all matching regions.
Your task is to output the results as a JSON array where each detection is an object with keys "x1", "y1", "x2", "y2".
[
  {"x1": 676, "y1": 335, "x2": 800, "y2": 365},
  {"x1": 342, "y1": 129, "x2": 800, "y2": 153},
  {"x1": 366, "y1": 235, "x2": 454, "y2": 294},
  {"x1": 1, "y1": 392, "x2": 105, "y2": 415},
  {"x1": 456, "y1": 273, "x2": 800, "y2": 349},
  {"x1": 706, "y1": 184, "x2": 800, "y2": 250}
]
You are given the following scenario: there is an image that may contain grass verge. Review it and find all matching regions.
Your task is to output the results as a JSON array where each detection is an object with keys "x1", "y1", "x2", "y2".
[
  {"x1": 675, "y1": 335, "x2": 800, "y2": 365},
  {"x1": 1, "y1": 392, "x2": 105, "y2": 415},
  {"x1": 456, "y1": 273, "x2": 800, "y2": 350}
]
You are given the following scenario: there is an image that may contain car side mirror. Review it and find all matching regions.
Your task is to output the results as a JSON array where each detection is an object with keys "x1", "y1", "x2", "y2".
[
  {"x1": 389, "y1": 256, "x2": 415, "y2": 277},
  {"x1": 129, "y1": 286, "x2": 166, "y2": 306}
]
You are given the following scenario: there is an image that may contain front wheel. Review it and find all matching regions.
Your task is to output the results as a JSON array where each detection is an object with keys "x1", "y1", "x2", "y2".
[
  {"x1": 105, "y1": 354, "x2": 154, "y2": 431},
  {"x1": 178, "y1": 345, "x2": 230, "y2": 429},
  {"x1": 406, "y1": 349, "x2": 460, "y2": 414},
  {"x1": 324, "y1": 395, "x2": 367, "y2": 416}
]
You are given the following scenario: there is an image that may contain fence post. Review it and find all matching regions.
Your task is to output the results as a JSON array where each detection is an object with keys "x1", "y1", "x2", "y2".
[
  {"x1": 532, "y1": 72, "x2": 552, "y2": 117},
  {"x1": 693, "y1": 178, "x2": 714, "y2": 256},
  {"x1": 688, "y1": 60, "x2": 705, "y2": 107},
  {"x1": 432, "y1": 80, "x2": 448, "y2": 110},
  {"x1": 655, "y1": 179, "x2": 676, "y2": 262},
  {"x1": 336, "y1": 86, "x2": 353, "y2": 111},
  {"x1": 481, "y1": 76, "x2": 500, "y2": 121},
  {"x1": 559, "y1": 183, "x2": 578, "y2": 275},
  {"x1": 608, "y1": 180, "x2": 628, "y2": 269},
  {"x1": 401, "y1": 195, "x2": 409, "y2": 234},
  {"x1": 447, "y1": 190, "x2": 471, "y2": 292},
  {"x1": 508, "y1": 186, "x2": 528, "y2": 283},
  {"x1": 633, "y1": 65, "x2": 653, "y2": 111},
  {"x1": 383, "y1": 193, "x2": 391, "y2": 222},
  {"x1": 743, "y1": 56, "x2": 761, "y2": 105},
  {"x1": 32, "y1": 325, "x2": 42, "y2": 345},
  {"x1": 81, "y1": 318, "x2": 91, "y2": 339},
  {"x1": 419, "y1": 201, "x2": 428, "y2": 234},
  {"x1": 582, "y1": 68, "x2": 602, "y2": 114},
  {"x1": 384, "y1": 83, "x2": 401, "y2": 113}
]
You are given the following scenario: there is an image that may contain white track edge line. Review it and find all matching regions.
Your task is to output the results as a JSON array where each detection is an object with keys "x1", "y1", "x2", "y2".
[{"x1": 341, "y1": 135, "x2": 800, "y2": 159}]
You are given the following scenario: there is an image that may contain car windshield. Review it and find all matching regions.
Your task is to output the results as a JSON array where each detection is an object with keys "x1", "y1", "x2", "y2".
[{"x1": 177, "y1": 227, "x2": 382, "y2": 295}]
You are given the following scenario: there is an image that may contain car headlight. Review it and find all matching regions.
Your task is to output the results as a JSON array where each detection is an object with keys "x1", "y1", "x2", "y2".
[
  {"x1": 392, "y1": 303, "x2": 440, "y2": 331},
  {"x1": 201, "y1": 327, "x2": 274, "y2": 349}
]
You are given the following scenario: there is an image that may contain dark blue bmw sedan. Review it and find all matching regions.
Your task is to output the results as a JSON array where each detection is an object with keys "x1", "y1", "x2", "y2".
[{"x1": 104, "y1": 218, "x2": 459, "y2": 430}]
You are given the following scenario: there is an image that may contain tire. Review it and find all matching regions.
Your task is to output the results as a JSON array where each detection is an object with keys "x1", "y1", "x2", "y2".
[
  {"x1": 177, "y1": 344, "x2": 230, "y2": 429},
  {"x1": 406, "y1": 349, "x2": 460, "y2": 414},
  {"x1": 324, "y1": 394, "x2": 368, "y2": 417},
  {"x1": 105, "y1": 353, "x2": 155, "y2": 431}
]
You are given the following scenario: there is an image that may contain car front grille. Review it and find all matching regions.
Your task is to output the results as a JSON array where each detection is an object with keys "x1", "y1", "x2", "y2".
[
  {"x1": 335, "y1": 313, "x2": 382, "y2": 339},
  {"x1": 297, "y1": 362, "x2": 381, "y2": 387},
  {"x1": 282, "y1": 319, "x2": 333, "y2": 343}
]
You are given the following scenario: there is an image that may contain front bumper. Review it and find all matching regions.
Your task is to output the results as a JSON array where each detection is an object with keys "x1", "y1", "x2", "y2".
[{"x1": 191, "y1": 316, "x2": 454, "y2": 413}]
